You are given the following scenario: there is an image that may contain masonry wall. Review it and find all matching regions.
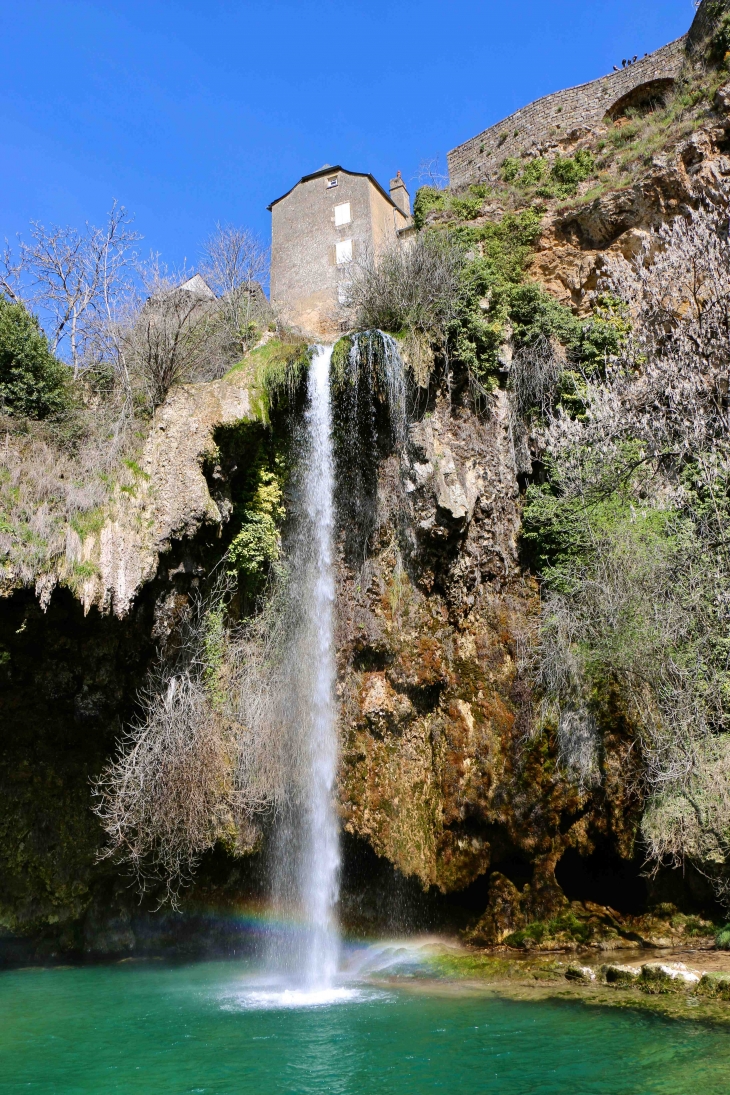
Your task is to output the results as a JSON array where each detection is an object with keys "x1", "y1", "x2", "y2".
[{"x1": 447, "y1": 37, "x2": 687, "y2": 190}]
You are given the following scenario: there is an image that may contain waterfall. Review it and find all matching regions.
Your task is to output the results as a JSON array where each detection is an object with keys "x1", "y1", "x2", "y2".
[
  {"x1": 269, "y1": 343, "x2": 340, "y2": 989},
  {"x1": 348, "y1": 330, "x2": 408, "y2": 450},
  {"x1": 330, "y1": 329, "x2": 409, "y2": 565},
  {"x1": 265, "y1": 334, "x2": 408, "y2": 991}
]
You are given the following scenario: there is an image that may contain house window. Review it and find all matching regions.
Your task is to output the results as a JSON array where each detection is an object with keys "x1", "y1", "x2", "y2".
[
  {"x1": 334, "y1": 202, "x2": 351, "y2": 226},
  {"x1": 326, "y1": 176, "x2": 338, "y2": 188},
  {"x1": 335, "y1": 239, "x2": 353, "y2": 265}
]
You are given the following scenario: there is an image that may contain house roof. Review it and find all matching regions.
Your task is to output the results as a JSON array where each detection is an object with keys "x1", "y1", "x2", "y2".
[
  {"x1": 267, "y1": 165, "x2": 409, "y2": 215},
  {"x1": 177, "y1": 273, "x2": 216, "y2": 300}
]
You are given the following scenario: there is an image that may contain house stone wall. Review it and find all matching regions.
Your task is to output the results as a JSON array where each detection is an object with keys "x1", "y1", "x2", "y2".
[
  {"x1": 270, "y1": 169, "x2": 409, "y2": 338},
  {"x1": 447, "y1": 37, "x2": 687, "y2": 190}
]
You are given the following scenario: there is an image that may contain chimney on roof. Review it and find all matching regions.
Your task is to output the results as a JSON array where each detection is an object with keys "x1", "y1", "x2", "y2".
[{"x1": 389, "y1": 170, "x2": 411, "y2": 217}]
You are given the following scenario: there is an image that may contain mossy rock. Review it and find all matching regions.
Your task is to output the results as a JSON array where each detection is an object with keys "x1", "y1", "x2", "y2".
[{"x1": 697, "y1": 972, "x2": 730, "y2": 1000}]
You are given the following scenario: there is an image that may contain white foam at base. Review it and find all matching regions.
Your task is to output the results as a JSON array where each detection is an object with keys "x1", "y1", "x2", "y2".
[{"x1": 225, "y1": 986, "x2": 379, "y2": 1011}]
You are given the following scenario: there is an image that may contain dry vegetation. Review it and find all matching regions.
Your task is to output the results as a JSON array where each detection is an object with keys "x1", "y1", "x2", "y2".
[
  {"x1": 93, "y1": 566, "x2": 316, "y2": 903},
  {"x1": 520, "y1": 200, "x2": 730, "y2": 903},
  {"x1": 0, "y1": 217, "x2": 274, "y2": 589}
]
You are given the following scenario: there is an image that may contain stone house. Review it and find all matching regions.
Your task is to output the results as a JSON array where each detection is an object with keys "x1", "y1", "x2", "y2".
[{"x1": 268, "y1": 165, "x2": 413, "y2": 337}]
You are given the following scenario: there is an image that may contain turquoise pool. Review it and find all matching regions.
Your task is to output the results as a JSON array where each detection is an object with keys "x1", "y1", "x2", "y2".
[{"x1": 1, "y1": 958, "x2": 728, "y2": 1094}]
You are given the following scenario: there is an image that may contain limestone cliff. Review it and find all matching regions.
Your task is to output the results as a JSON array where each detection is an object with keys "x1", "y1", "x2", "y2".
[{"x1": 5, "y1": 12, "x2": 730, "y2": 963}]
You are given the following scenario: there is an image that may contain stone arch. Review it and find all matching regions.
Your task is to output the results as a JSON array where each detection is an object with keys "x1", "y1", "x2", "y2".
[{"x1": 606, "y1": 77, "x2": 676, "y2": 121}]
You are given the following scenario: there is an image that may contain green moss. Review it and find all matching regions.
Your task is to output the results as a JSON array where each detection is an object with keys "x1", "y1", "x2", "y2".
[
  {"x1": 69, "y1": 560, "x2": 100, "y2": 580},
  {"x1": 698, "y1": 972, "x2": 730, "y2": 999},
  {"x1": 331, "y1": 335, "x2": 353, "y2": 381},
  {"x1": 504, "y1": 910, "x2": 593, "y2": 948},
  {"x1": 227, "y1": 338, "x2": 310, "y2": 424},
  {"x1": 434, "y1": 952, "x2": 562, "y2": 982}
]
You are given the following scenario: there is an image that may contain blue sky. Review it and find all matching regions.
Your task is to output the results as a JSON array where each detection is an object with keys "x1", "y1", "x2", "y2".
[{"x1": 1, "y1": 0, "x2": 693, "y2": 275}]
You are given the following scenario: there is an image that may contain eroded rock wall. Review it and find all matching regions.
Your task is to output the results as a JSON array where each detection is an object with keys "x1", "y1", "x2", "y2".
[{"x1": 333, "y1": 385, "x2": 647, "y2": 940}]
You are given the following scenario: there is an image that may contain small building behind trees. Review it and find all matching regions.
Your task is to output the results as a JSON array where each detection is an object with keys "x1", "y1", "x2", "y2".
[{"x1": 268, "y1": 165, "x2": 413, "y2": 338}]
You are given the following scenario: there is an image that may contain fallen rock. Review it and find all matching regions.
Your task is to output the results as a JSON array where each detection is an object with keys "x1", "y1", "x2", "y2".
[
  {"x1": 697, "y1": 973, "x2": 730, "y2": 1000},
  {"x1": 602, "y1": 963, "x2": 641, "y2": 985},
  {"x1": 640, "y1": 962, "x2": 701, "y2": 987},
  {"x1": 565, "y1": 964, "x2": 596, "y2": 983}
]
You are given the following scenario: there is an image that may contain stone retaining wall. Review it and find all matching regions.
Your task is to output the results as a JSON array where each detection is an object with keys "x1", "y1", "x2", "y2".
[{"x1": 447, "y1": 37, "x2": 687, "y2": 190}]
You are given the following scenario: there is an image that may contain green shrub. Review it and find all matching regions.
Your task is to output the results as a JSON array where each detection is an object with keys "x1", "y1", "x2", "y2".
[
  {"x1": 0, "y1": 297, "x2": 70, "y2": 418},
  {"x1": 500, "y1": 157, "x2": 522, "y2": 183},
  {"x1": 449, "y1": 193, "x2": 485, "y2": 220},
  {"x1": 500, "y1": 150, "x2": 595, "y2": 198},
  {"x1": 577, "y1": 294, "x2": 630, "y2": 371},
  {"x1": 413, "y1": 186, "x2": 448, "y2": 229},
  {"x1": 228, "y1": 510, "x2": 280, "y2": 582},
  {"x1": 716, "y1": 924, "x2": 730, "y2": 949},
  {"x1": 224, "y1": 431, "x2": 288, "y2": 596},
  {"x1": 413, "y1": 184, "x2": 490, "y2": 229},
  {"x1": 710, "y1": 12, "x2": 730, "y2": 62},
  {"x1": 521, "y1": 158, "x2": 546, "y2": 186},
  {"x1": 508, "y1": 283, "x2": 580, "y2": 347}
]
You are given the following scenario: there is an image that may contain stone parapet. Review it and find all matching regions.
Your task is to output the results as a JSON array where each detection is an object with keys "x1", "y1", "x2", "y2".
[{"x1": 447, "y1": 37, "x2": 687, "y2": 190}]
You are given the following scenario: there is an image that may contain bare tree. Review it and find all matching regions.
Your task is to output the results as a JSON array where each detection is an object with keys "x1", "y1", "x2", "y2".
[
  {"x1": 510, "y1": 335, "x2": 563, "y2": 418},
  {"x1": 414, "y1": 157, "x2": 449, "y2": 190},
  {"x1": 93, "y1": 668, "x2": 244, "y2": 902},
  {"x1": 93, "y1": 580, "x2": 296, "y2": 904},
  {"x1": 0, "y1": 242, "x2": 23, "y2": 303},
  {"x1": 119, "y1": 259, "x2": 228, "y2": 408},
  {"x1": 10, "y1": 201, "x2": 141, "y2": 377},
  {"x1": 345, "y1": 235, "x2": 463, "y2": 345},
  {"x1": 200, "y1": 224, "x2": 270, "y2": 355}
]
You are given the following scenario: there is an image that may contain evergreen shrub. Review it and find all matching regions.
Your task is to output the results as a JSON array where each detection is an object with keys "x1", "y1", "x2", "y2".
[{"x1": 0, "y1": 297, "x2": 70, "y2": 418}]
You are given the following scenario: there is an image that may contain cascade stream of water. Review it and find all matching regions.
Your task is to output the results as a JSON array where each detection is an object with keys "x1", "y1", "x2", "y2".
[
  {"x1": 270, "y1": 343, "x2": 340, "y2": 990},
  {"x1": 267, "y1": 335, "x2": 410, "y2": 993}
]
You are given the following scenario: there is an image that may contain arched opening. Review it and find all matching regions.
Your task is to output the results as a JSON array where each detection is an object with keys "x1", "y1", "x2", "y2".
[{"x1": 606, "y1": 77, "x2": 676, "y2": 122}]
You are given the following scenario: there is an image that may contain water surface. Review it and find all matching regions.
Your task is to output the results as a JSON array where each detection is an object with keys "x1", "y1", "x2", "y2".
[{"x1": 1, "y1": 959, "x2": 729, "y2": 1094}]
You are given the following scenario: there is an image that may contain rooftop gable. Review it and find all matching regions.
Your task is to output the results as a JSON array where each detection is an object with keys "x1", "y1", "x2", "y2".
[
  {"x1": 267, "y1": 166, "x2": 408, "y2": 216},
  {"x1": 177, "y1": 273, "x2": 216, "y2": 300}
]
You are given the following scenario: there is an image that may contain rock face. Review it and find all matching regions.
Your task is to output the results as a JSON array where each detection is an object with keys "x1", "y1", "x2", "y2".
[
  {"x1": 0, "y1": 330, "x2": 711, "y2": 957},
  {"x1": 0, "y1": 372, "x2": 260, "y2": 955},
  {"x1": 335, "y1": 388, "x2": 641, "y2": 927},
  {"x1": 531, "y1": 121, "x2": 730, "y2": 311},
  {"x1": 36, "y1": 374, "x2": 253, "y2": 618}
]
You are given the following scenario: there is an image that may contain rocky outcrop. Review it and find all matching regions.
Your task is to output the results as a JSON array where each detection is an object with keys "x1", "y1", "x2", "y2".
[
  {"x1": 531, "y1": 120, "x2": 730, "y2": 309},
  {"x1": 334, "y1": 386, "x2": 643, "y2": 916},
  {"x1": 36, "y1": 373, "x2": 253, "y2": 618}
]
